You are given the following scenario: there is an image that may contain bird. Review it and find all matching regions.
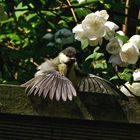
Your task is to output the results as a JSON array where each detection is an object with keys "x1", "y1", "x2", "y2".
[{"x1": 21, "y1": 47, "x2": 128, "y2": 101}]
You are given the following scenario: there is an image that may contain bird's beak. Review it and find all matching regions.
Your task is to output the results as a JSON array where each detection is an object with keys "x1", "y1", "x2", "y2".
[{"x1": 70, "y1": 57, "x2": 76, "y2": 62}]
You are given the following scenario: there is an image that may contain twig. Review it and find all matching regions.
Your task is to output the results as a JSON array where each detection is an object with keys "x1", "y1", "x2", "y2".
[
  {"x1": 122, "y1": 0, "x2": 130, "y2": 34},
  {"x1": 66, "y1": 0, "x2": 78, "y2": 23}
]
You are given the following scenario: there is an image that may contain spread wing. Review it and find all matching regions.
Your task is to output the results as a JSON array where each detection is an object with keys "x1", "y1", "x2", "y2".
[
  {"x1": 21, "y1": 71, "x2": 77, "y2": 101},
  {"x1": 77, "y1": 74, "x2": 128, "y2": 100}
]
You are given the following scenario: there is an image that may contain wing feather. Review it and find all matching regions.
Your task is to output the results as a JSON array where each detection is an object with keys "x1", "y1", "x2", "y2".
[
  {"x1": 27, "y1": 76, "x2": 44, "y2": 95},
  {"x1": 48, "y1": 77, "x2": 58, "y2": 100},
  {"x1": 66, "y1": 84, "x2": 73, "y2": 101},
  {"x1": 34, "y1": 75, "x2": 54, "y2": 96},
  {"x1": 38, "y1": 74, "x2": 55, "y2": 98},
  {"x1": 90, "y1": 78, "x2": 102, "y2": 93},
  {"x1": 22, "y1": 70, "x2": 77, "y2": 101},
  {"x1": 77, "y1": 73, "x2": 128, "y2": 100},
  {"x1": 55, "y1": 79, "x2": 62, "y2": 101},
  {"x1": 94, "y1": 78, "x2": 104, "y2": 93},
  {"x1": 83, "y1": 78, "x2": 89, "y2": 92},
  {"x1": 78, "y1": 80, "x2": 85, "y2": 92},
  {"x1": 94, "y1": 77, "x2": 114, "y2": 94},
  {"x1": 87, "y1": 77, "x2": 96, "y2": 92},
  {"x1": 93, "y1": 78, "x2": 109, "y2": 94},
  {"x1": 61, "y1": 83, "x2": 67, "y2": 101},
  {"x1": 69, "y1": 83, "x2": 77, "y2": 97}
]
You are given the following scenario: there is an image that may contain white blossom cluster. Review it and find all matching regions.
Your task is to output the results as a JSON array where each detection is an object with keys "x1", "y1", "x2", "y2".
[
  {"x1": 108, "y1": 34, "x2": 140, "y2": 66},
  {"x1": 72, "y1": 10, "x2": 140, "y2": 67},
  {"x1": 120, "y1": 70, "x2": 140, "y2": 96},
  {"x1": 72, "y1": 10, "x2": 118, "y2": 46}
]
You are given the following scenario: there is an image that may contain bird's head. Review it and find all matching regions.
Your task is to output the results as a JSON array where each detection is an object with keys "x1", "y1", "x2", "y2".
[{"x1": 58, "y1": 47, "x2": 77, "y2": 65}]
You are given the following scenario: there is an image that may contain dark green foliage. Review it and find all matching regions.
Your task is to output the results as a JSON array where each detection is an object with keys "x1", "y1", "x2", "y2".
[{"x1": 0, "y1": 0, "x2": 139, "y2": 85}]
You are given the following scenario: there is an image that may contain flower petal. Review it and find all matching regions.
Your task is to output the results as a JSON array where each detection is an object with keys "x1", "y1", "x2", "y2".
[
  {"x1": 119, "y1": 42, "x2": 139, "y2": 64},
  {"x1": 106, "y1": 37, "x2": 122, "y2": 54},
  {"x1": 108, "y1": 54, "x2": 128, "y2": 67},
  {"x1": 72, "y1": 24, "x2": 86, "y2": 41},
  {"x1": 133, "y1": 70, "x2": 140, "y2": 81},
  {"x1": 82, "y1": 14, "x2": 106, "y2": 39},
  {"x1": 104, "y1": 21, "x2": 119, "y2": 40},
  {"x1": 129, "y1": 35, "x2": 140, "y2": 49}
]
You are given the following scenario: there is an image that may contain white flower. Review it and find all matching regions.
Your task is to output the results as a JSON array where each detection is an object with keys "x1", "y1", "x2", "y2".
[
  {"x1": 72, "y1": 10, "x2": 119, "y2": 47},
  {"x1": 108, "y1": 54, "x2": 128, "y2": 67},
  {"x1": 95, "y1": 10, "x2": 109, "y2": 20},
  {"x1": 119, "y1": 42, "x2": 139, "y2": 64},
  {"x1": 72, "y1": 24, "x2": 103, "y2": 46},
  {"x1": 106, "y1": 37, "x2": 122, "y2": 54},
  {"x1": 129, "y1": 35, "x2": 140, "y2": 49},
  {"x1": 120, "y1": 82, "x2": 140, "y2": 96},
  {"x1": 133, "y1": 70, "x2": 140, "y2": 81},
  {"x1": 104, "y1": 21, "x2": 119, "y2": 40},
  {"x1": 120, "y1": 82, "x2": 133, "y2": 96},
  {"x1": 82, "y1": 11, "x2": 107, "y2": 40},
  {"x1": 88, "y1": 38, "x2": 103, "y2": 46},
  {"x1": 116, "y1": 30, "x2": 125, "y2": 36},
  {"x1": 72, "y1": 24, "x2": 86, "y2": 41}
]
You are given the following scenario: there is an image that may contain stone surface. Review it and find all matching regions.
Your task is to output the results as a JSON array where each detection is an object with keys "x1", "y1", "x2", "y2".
[{"x1": 0, "y1": 84, "x2": 140, "y2": 124}]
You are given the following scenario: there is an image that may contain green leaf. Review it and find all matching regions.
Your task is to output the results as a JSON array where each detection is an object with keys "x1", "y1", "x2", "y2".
[
  {"x1": 110, "y1": 75, "x2": 118, "y2": 81},
  {"x1": 25, "y1": 13, "x2": 37, "y2": 21},
  {"x1": 55, "y1": 28, "x2": 72, "y2": 37},
  {"x1": 104, "y1": 3, "x2": 111, "y2": 9},
  {"x1": 92, "y1": 60, "x2": 107, "y2": 69},
  {"x1": 8, "y1": 33, "x2": 20, "y2": 42},
  {"x1": 115, "y1": 33, "x2": 129, "y2": 43},
  {"x1": 0, "y1": 33, "x2": 20, "y2": 42},
  {"x1": 15, "y1": 2, "x2": 28, "y2": 20},
  {"x1": 42, "y1": 33, "x2": 54, "y2": 41},
  {"x1": 0, "y1": 34, "x2": 6, "y2": 42},
  {"x1": 86, "y1": 52, "x2": 104, "y2": 61},
  {"x1": 0, "y1": 18, "x2": 14, "y2": 24},
  {"x1": 81, "y1": 39, "x2": 89, "y2": 50},
  {"x1": 110, "y1": 68, "x2": 132, "y2": 81},
  {"x1": 0, "y1": 5, "x2": 8, "y2": 21},
  {"x1": 77, "y1": 0, "x2": 98, "y2": 4},
  {"x1": 93, "y1": 46, "x2": 100, "y2": 52},
  {"x1": 55, "y1": 28, "x2": 74, "y2": 45},
  {"x1": 85, "y1": 47, "x2": 104, "y2": 61},
  {"x1": 46, "y1": 42, "x2": 55, "y2": 47},
  {"x1": 75, "y1": 8, "x2": 92, "y2": 17}
]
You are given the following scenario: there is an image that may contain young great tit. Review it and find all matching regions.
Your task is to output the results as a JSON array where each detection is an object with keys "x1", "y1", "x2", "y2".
[{"x1": 22, "y1": 47, "x2": 128, "y2": 101}]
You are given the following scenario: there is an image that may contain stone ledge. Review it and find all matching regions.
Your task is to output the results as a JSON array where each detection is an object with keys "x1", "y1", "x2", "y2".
[{"x1": 0, "y1": 84, "x2": 140, "y2": 124}]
